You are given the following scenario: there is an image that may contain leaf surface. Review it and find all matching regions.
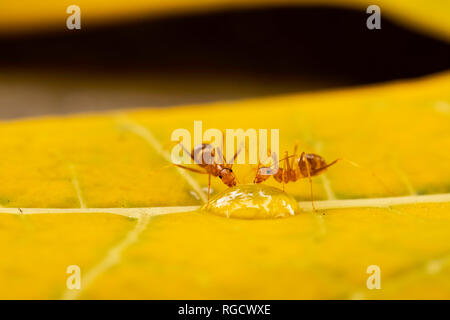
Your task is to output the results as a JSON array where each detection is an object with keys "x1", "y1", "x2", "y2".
[{"x1": 0, "y1": 72, "x2": 449, "y2": 299}]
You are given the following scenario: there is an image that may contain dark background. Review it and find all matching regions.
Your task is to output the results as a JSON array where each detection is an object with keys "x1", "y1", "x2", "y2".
[{"x1": 0, "y1": 6, "x2": 449, "y2": 119}]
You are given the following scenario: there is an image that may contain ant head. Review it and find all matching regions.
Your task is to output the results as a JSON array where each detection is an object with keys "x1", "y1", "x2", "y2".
[{"x1": 219, "y1": 167, "x2": 237, "y2": 187}]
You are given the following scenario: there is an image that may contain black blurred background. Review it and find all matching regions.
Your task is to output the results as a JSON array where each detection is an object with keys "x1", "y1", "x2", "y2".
[{"x1": 0, "y1": 6, "x2": 449, "y2": 119}]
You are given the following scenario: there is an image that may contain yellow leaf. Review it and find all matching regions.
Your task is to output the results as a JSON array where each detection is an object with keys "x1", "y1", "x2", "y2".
[{"x1": 0, "y1": 72, "x2": 449, "y2": 299}]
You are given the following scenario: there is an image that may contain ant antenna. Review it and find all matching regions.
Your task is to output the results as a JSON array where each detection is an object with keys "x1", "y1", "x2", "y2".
[{"x1": 323, "y1": 158, "x2": 393, "y2": 195}]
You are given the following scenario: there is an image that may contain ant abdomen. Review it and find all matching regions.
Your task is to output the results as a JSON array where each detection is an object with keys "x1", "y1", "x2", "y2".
[{"x1": 298, "y1": 153, "x2": 328, "y2": 177}]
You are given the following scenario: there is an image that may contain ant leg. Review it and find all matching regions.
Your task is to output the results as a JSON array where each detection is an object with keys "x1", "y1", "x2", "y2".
[
  {"x1": 292, "y1": 141, "x2": 299, "y2": 169},
  {"x1": 290, "y1": 142, "x2": 300, "y2": 181},
  {"x1": 285, "y1": 151, "x2": 291, "y2": 172},
  {"x1": 303, "y1": 153, "x2": 317, "y2": 212},
  {"x1": 253, "y1": 161, "x2": 261, "y2": 183},
  {"x1": 282, "y1": 151, "x2": 289, "y2": 191}
]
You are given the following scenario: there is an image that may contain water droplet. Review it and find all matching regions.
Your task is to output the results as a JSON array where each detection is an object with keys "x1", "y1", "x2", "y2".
[{"x1": 201, "y1": 184, "x2": 300, "y2": 219}]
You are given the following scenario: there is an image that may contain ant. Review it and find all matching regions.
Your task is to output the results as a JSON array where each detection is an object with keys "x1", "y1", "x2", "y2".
[
  {"x1": 253, "y1": 143, "x2": 389, "y2": 211},
  {"x1": 174, "y1": 143, "x2": 240, "y2": 202}
]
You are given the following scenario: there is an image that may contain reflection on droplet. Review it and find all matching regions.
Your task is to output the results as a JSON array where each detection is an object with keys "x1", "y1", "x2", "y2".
[{"x1": 201, "y1": 184, "x2": 300, "y2": 219}]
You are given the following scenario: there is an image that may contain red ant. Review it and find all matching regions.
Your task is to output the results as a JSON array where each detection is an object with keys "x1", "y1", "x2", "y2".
[{"x1": 253, "y1": 143, "x2": 389, "y2": 211}]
